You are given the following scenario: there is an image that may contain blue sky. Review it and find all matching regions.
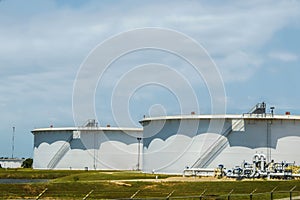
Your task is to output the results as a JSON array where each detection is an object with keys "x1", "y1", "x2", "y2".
[{"x1": 0, "y1": 0, "x2": 300, "y2": 158}]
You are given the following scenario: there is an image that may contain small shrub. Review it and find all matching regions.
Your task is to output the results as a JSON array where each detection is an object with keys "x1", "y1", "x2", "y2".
[
  {"x1": 73, "y1": 176, "x2": 79, "y2": 182},
  {"x1": 21, "y1": 158, "x2": 33, "y2": 168}
]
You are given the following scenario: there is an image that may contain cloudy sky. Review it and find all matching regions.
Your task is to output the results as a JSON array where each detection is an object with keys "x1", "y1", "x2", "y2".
[{"x1": 1, "y1": 0, "x2": 300, "y2": 158}]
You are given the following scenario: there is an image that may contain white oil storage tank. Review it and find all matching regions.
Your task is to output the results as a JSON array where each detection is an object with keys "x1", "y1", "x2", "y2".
[
  {"x1": 32, "y1": 121, "x2": 143, "y2": 170},
  {"x1": 140, "y1": 111, "x2": 300, "y2": 174}
]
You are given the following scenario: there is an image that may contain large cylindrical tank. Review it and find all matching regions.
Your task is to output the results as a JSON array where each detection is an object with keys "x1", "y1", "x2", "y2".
[
  {"x1": 32, "y1": 127, "x2": 143, "y2": 170},
  {"x1": 140, "y1": 114, "x2": 300, "y2": 174}
]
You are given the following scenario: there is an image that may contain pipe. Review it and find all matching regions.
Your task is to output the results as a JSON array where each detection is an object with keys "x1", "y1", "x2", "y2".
[
  {"x1": 249, "y1": 169, "x2": 258, "y2": 178},
  {"x1": 253, "y1": 154, "x2": 260, "y2": 163},
  {"x1": 260, "y1": 154, "x2": 266, "y2": 172}
]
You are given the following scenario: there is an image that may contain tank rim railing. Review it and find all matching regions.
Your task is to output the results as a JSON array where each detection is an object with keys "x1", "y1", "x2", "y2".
[{"x1": 242, "y1": 113, "x2": 278, "y2": 118}]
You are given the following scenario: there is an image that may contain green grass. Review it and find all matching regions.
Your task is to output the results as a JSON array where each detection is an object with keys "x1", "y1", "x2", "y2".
[
  {"x1": 1, "y1": 169, "x2": 300, "y2": 199},
  {"x1": 1, "y1": 180, "x2": 300, "y2": 199},
  {"x1": 0, "y1": 168, "x2": 171, "y2": 180},
  {"x1": 53, "y1": 170, "x2": 171, "y2": 182},
  {"x1": 0, "y1": 168, "x2": 84, "y2": 179}
]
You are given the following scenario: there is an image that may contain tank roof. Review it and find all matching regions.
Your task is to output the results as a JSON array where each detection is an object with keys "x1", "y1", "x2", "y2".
[
  {"x1": 31, "y1": 126, "x2": 143, "y2": 134},
  {"x1": 140, "y1": 114, "x2": 300, "y2": 123}
]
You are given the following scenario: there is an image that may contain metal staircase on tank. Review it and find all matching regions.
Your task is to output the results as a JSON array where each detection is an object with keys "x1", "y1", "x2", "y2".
[
  {"x1": 248, "y1": 102, "x2": 266, "y2": 115},
  {"x1": 190, "y1": 102, "x2": 267, "y2": 169},
  {"x1": 191, "y1": 118, "x2": 244, "y2": 168},
  {"x1": 47, "y1": 119, "x2": 98, "y2": 169},
  {"x1": 84, "y1": 119, "x2": 98, "y2": 127},
  {"x1": 47, "y1": 134, "x2": 73, "y2": 169}
]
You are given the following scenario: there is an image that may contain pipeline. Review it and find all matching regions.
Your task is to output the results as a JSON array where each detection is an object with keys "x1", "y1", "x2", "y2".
[{"x1": 222, "y1": 154, "x2": 300, "y2": 179}]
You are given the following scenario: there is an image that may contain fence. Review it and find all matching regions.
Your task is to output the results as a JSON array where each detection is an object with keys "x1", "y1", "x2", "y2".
[
  {"x1": 118, "y1": 188, "x2": 300, "y2": 200},
  {"x1": 31, "y1": 187, "x2": 300, "y2": 200}
]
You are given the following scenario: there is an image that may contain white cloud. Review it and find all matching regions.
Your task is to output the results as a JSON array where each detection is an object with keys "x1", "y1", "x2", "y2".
[
  {"x1": 0, "y1": 0, "x2": 300, "y2": 156},
  {"x1": 215, "y1": 51, "x2": 262, "y2": 82},
  {"x1": 1, "y1": 0, "x2": 299, "y2": 85},
  {"x1": 268, "y1": 51, "x2": 298, "y2": 62}
]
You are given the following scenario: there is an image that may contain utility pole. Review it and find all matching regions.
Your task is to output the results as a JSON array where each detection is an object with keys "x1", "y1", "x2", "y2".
[
  {"x1": 12, "y1": 126, "x2": 15, "y2": 159},
  {"x1": 137, "y1": 137, "x2": 142, "y2": 170}
]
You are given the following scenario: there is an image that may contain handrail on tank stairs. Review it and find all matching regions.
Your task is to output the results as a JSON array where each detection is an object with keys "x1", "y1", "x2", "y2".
[
  {"x1": 191, "y1": 117, "x2": 244, "y2": 168},
  {"x1": 47, "y1": 134, "x2": 74, "y2": 169},
  {"x1": 248, "y1": 102, "x2": 266, "y2": 114}
]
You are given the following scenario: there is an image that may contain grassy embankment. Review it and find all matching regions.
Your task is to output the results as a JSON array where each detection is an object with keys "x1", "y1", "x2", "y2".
[{"x1": 0, "y1": 168, "x2": 300, "y2": 199}]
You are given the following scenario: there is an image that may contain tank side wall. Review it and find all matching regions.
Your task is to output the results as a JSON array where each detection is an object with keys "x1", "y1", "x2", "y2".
[
  {"x1": 143, "y1": 118, "x2": 300, "y2": 174},
  {"x1": 33, "y1": 130, "x2": 142, "y2": 170}
]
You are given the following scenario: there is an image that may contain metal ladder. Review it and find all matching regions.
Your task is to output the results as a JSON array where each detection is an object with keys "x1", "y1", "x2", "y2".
[
  {"x1": 248, "y1": 102, "x2": 266, "y2": 114},
  {"x1": 47, "y1": 134, "x2": 73, "y2": 169},
  {"x1": 191, "y1": 118, "x2": 243, "y2": 168}
]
